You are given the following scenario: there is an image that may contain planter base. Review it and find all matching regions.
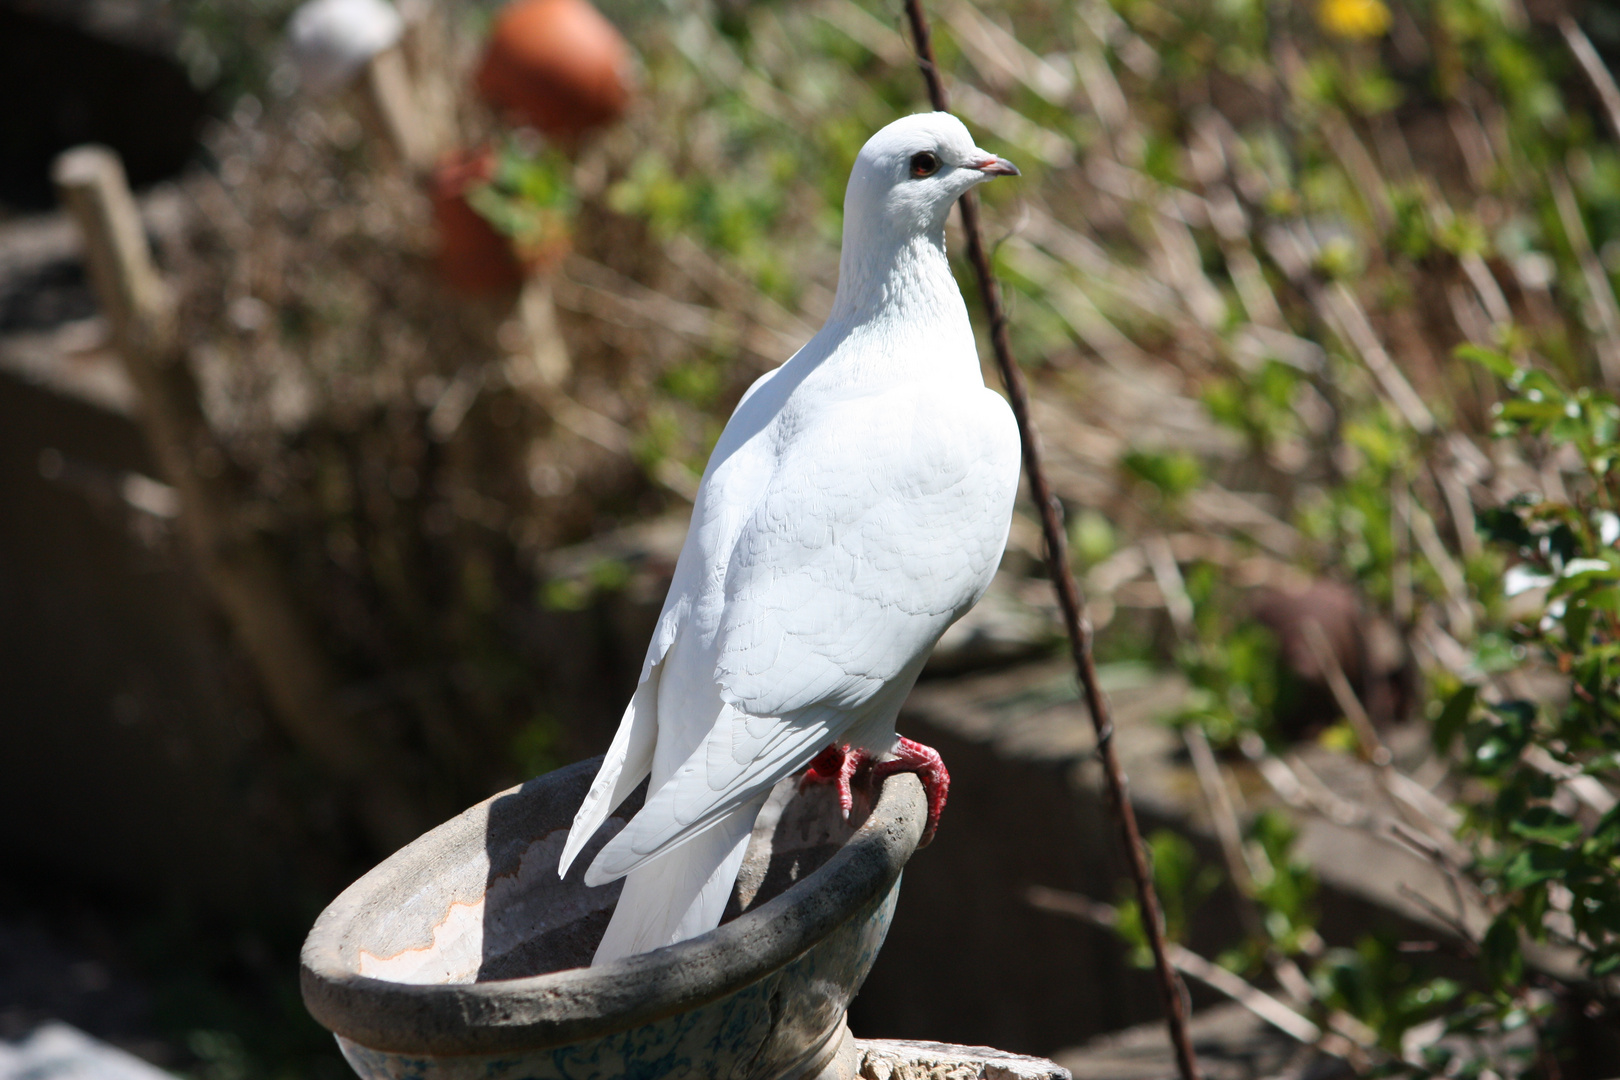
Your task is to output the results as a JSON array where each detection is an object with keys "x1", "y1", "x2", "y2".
[{"x1": 841, "y1": 1037, "x2": 1070, "y2": 1080}]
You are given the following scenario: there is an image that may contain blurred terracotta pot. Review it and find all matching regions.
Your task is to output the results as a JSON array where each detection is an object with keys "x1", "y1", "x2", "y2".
[
  {"x1": 432, "y1": 148, "x2": 522, "y2": 296},
  {"x1": 474, "y1": 0, "x2": 632, "y2": 144},
  {"x1": 432, "y1": 148, "x2": 575, "y2": 296}
]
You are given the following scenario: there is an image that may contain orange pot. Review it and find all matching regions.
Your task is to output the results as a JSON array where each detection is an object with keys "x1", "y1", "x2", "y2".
[
  {"x1": 475, "y1": 0, "x2": 632, "y2": 144},
  {"x1": 431, "y1": 148, "x2": 525, "y2": 296}
]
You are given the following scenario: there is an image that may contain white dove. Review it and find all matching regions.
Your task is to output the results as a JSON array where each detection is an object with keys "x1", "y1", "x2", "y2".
[{"x1": 558, "y1": 112, "x2": 1023, "y2": 965}]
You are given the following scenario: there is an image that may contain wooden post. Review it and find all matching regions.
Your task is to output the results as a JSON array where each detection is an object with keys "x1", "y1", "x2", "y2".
[
  {"x1": 53, "y1": 146, "x2": 425, "y2": 849},
  {"x1": 514, "y1": 275, "x2": 572, "y2": 389},
  {"x1": 363, "y1": 44, "x2": 438, "y2": 174},
  {"x1": 51, "y1": 146, "x2": 175, "y2": 353}
]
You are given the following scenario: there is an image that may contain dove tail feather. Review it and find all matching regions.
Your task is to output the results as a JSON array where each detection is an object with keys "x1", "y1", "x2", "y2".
[
  {"x1": 591, "y1": 793, "x2": 767, "y2": 965},
  {"x1": 558, "y1": 662, "x2": 663, "y2": 879},
  {"x1": 582, "y1": 707, "x2": 841, "y2": 887}
]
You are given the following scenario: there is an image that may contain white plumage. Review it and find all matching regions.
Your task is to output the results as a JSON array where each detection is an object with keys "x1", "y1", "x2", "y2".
[{"x1": 558, "y1": 113, "x2": 1023, "y2": 965}]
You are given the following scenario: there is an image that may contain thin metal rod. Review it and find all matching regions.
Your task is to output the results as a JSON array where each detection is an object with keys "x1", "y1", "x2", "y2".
[{"x1": 897, "y1": 7, "x2": 1204, "y2": 1078}]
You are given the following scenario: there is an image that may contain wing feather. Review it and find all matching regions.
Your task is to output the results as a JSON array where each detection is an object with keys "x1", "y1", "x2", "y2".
[
  {"x1": 715, "y1": 387, "x2": 1018, "y2": 719},
  {"x1": 584, "y1": 704, "x2": 841, "y2": 884},
  {"x1": 557, "y1": 651, "x2": 663, "y2": 877}
]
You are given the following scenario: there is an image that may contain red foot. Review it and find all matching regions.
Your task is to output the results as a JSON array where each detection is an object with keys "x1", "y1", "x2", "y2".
[
  {"x1": 800, "y1": 737, "x2": 950, "y2": 847},
  {"x1": 800, "y1": 743, "x2": 866, "y2": 817},
  {"x1": 871, "y1": 737, "x2": 949, "y2": 847}
]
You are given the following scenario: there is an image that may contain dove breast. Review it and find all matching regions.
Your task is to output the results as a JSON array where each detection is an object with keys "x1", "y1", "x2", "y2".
[{"x1": 711, "y1": 377, "x2": 1020, "y2": 721}]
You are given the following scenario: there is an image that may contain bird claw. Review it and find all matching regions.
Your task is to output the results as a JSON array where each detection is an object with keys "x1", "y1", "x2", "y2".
[
  {"x1": 870, "y1": 737, "x2": 949, "y2": 847},
  {"x1": 799, "y1": 743, "x2": 867, "y2": 818},
  {"x1": 800, "y1": 737, "x2": 949, "y2": 846}
]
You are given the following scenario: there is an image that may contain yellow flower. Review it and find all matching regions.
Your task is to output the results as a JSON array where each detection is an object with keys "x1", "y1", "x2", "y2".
[{"x1": 1318, "y1": 0, "x2": 1391, "y2": 39}]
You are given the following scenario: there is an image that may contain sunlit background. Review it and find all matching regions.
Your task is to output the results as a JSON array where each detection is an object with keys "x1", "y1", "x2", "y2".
[{"x1": 6, "y1": 0, "x2": 1620, "y2": 1073}]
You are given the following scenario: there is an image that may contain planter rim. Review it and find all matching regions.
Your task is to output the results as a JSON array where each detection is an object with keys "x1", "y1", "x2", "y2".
[{"x1": 300, "y1": 759, "x2": 925, "y2": 1057}]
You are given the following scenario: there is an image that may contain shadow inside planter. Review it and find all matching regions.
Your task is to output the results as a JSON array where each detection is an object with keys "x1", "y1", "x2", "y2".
[
  {"x1": 467, "y1": 765, "x2": 875, "y2": 982},
  {"x1": 472, "y1": 774, "x2": 641, "y2": 980}
]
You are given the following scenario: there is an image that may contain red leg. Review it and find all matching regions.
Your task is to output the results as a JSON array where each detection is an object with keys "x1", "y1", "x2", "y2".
[
  {"x1": 799, "y1": 744, "x2": 869, "y2": 818},
  {"x1": 870, "y1": 737, "x2": 950, "y2": 847},
  {"x1": 802, "y1": 744, "x2": 845, "y2": 784}
]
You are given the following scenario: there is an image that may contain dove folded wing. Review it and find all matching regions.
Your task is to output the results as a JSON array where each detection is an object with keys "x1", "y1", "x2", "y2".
[{"x1": 715, "y1": 387, "x2": 1017, "y2": 717}]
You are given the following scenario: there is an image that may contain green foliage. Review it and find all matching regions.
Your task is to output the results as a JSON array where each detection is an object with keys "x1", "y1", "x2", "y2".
[
  {"x1": 660, "y1": 356, "x2": 727, "y2": 409},
  {"x1": 1246, "y1": 810, "x2": 1318, "y2": 957},
  {"x1": 1172, "y1": 624, "x2": 1279, "y2": 747},
  {"x1": 1445, "y1": 354, "x2": 1620, "y2": 993},
  {"x1": 511, "y1": 714, "x2": 563, "y2": 778},
  {"x1": 609, "y1": 150, "x2": 785, "y2": 265},
  {"x1": 1069, "y1": 507, "x2": 1118, "y2": 567},
  {"x1": 1082, "y1": 0, "x2": 1620, "y2": 1058},
  {"x1": 539, "y1": 558, "x2": 633, "y2": 612},
  {"x1": 1167, "y1": 562, "x2": 1280, "y2": 746},
  {"x1": 1121, "y1": 448, "x2": 1205, "y2": 502},
  {"x1": 1115, "y1": 830, "x2": 1222, "y2": 966},
  {"x1": 1172, "y1": 349, "x2": 1620, "y2": 1070},
  {"x1": 1312, "y1": 939, "x2": 1463, "y2": 1054},
  {"x1": 467, "y1": 140, "x2": 578, "y2": 255},
  {"x1": 1201, "y1": 359, "x2": 1304, "y2": 455}
]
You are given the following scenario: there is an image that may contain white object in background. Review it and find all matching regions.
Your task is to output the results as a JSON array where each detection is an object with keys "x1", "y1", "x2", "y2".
[
  {"x1": 286, "y1": 0, "x2": 403, "y2": 95},
  {"x1": 0, "y1": 1023, "x2": 175, "y2": 1080},
  {"x1": 559, "y1": 113, "x2": 1023, "y2": 965}
]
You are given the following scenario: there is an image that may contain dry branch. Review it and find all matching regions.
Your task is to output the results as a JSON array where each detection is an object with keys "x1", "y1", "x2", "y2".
[
  {"x1": 1026, "y1": 887, "x2": 1324, "y2": 1046},
  {"x1": 1561, "y1": 15, "x2": 1620, "y2": 147}
]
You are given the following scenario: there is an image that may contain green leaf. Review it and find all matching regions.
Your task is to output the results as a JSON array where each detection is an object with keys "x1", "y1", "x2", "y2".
[
  {"x1": 1482, "y1": 915, "x2": 1525, "y2": 987},
  {"x1": 1122, "y1": 449, "x2": 1205, "y2": 500},
  {"x1": 1549, "y1": 558, "x2": 1620, "y2": 601},
  {"x1": 1473, "y1": 633, "x2": 1525, "y2": 674},
  {"x1": 1432, "y1": 684, "x2": 1478, "y2": 753},
  {"x1": 1508, "y1": 806, "x2": 1583, "y2": 847},
  {"x1": 1111, "y1": 897, "x2": 1152, "y2": 968},
  {"x1": 1500, "y1": 844, "x2": 1571, "y2": 890},
  {"x1": 1456, "y1": 343, "x2": 1517, "y2": 379},
  {"x1": 540, "y1": 580, "x2": 588, "y2": 611},
  {"x1": 1477, "y1": 504, "x2": 1536, "y2": 554},
  {"x1": 1589, "y1": 802, "x2": 1620, "y2": 847},
  {"x1": 1585, "y1": 586, "x2": 1620, "y2": 613},
  {"x1": 1466, "y1": 726, "x2": 1525, "y2": 777},
  {"x1": 1498, "y1": 399, "x2": 1567, "y2": 425}
]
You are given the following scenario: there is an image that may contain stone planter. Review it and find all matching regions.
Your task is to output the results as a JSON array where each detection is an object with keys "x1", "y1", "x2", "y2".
[{"x1": 300, "y1": 756, "x2": 926, "y2": 1080}]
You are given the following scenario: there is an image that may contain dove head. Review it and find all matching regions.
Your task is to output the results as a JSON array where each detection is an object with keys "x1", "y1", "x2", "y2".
[
  {"x1": 843, "y1": 112, "x2": 1018, "y2": 240},
  {"x1": 830, "y1": 113, "x2": 1016, "y2": 326}
]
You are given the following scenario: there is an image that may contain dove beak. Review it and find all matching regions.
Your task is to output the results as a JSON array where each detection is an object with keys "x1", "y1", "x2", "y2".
[{"x1": 971, "y1": 155, "x2": 1020, "y2": 177}]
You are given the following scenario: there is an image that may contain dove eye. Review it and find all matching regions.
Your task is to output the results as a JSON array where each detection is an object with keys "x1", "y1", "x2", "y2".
[{"x1": 909, "y1": 151, "x2": 941, "y2": 178}]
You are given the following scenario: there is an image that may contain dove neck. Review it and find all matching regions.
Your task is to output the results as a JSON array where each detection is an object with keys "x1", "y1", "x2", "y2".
[{"x1": 827, "y1": 225, "x2": 971, "y2": 348}]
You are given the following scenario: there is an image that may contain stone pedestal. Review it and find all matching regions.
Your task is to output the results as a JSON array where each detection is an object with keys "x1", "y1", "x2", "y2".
[{"x1": 815, "y1": 1031, "x2": 1070, "y2": 1080}]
